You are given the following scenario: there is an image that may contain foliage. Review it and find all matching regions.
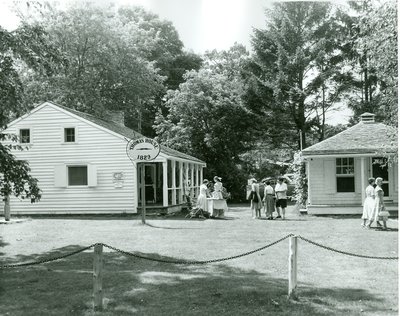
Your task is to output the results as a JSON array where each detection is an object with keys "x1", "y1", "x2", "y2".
[
  {"x1": 248, "y1": 2, "x2": 349, "y2": 150},
  {"x1": 154, "y1": 45, "x2": 257, "y2": 201},
  {"x1": 15, "y1": 2, "x2": 203, "y2": 137},
  {"x1": 0, "y1": 22, "x2": 61, "y2": 206},
  {"x1": 0, "y1": 134, "x2": 41, "y2": 203},
  {"x1": 339, "y1": 0, "x2": 397, "y2": 127},
  {"x1": 288, "y1": 151, "x2": 307, "y2": 206},
  {"x1": 356, "y1": 0, "x2": 397, "y2": 127}
]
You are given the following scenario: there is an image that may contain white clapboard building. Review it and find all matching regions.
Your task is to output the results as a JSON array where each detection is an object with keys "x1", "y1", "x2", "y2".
[
  {"x1": 1, "y1": 102, "x2": 206, "y2": 215},
  {"x1": 302, "y1": 113, "x2": 398, "y2": 215}
]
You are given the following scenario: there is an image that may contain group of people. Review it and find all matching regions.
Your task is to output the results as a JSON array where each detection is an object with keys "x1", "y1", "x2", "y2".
[
  {"x1": 196, "y1": 176, "x2": 226, "y2": 216},
  {"x1": 361, "y1": 177, "x2": 390, "y2": 230},
  {"x1": 249, "y1": 177, "x2": 288, "y2": 220}
]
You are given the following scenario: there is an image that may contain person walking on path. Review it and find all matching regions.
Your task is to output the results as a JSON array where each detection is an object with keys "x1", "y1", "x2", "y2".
[
  {"x1": 250, "y1": 178, "x2": 262, "y2": 219},
  {"x1": 262, "y1": 179, "x2": 275, "y2": 220},
  {"x1": 361, "y1": 177, "x2": 375, "y2": 228},
  {"x1": 368, "y1": 177, "x2": 389, "y2": 230},
  {"x1": 275, "y1": 177, "x2": 288, "y2": 220}
]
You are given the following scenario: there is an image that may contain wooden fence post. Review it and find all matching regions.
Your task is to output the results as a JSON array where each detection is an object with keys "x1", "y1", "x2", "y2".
[
  {"x1": 93, "y1": 244, "x2": 104, "y2": 311},
  {"x1": 288, "y1": 235, "x2": 298, "y2": 299},
  {"x1": 4, "y1": 195, "x2": 10, "y2": 221}
]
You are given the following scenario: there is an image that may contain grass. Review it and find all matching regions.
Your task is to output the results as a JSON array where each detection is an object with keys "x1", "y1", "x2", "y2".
[{"x1": 0, "y1": 205, "x2": 398, "y2": 315}]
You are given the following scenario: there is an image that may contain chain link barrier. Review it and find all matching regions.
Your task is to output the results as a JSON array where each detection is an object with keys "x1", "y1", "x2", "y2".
[
  {"x1": 298, "y1": 236, "x2": 399, "y2": 260},
  {"x1": 0, "y1": 234, "x2": 398, "y2": 269},
  {"x1": 100, "y1": 234, "x2": 294, "y2": 265},
  {"x1": 0, "y1": 244, "x2": 96, "y2": 269}
]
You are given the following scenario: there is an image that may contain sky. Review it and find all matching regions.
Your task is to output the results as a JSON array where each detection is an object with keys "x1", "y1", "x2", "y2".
[{"x1": 0, "y1": 0, "x2": 352, "y2": 124}]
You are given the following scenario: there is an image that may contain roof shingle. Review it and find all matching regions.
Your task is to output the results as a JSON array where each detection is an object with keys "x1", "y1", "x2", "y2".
[{"x1": 302, "y1": 122, "x2": 397, "y2": 156}]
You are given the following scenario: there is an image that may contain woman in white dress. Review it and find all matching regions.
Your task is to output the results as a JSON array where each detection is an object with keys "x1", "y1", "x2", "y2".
[
  {"x1": 212, "y1": 176, "x2": 224, "y2": 199},
  {"x1": 361, "y1": 177, "x2": 375, "y2": 227},
  {"x1": 368, "y1": 177, "x2": 389, "y2": 229},
  {"x1": 210, "y1": 176, "x2": 227, "y2": 218},
  {"x1": 197, "y1": 179, "x2": 209, "y2": 213}
]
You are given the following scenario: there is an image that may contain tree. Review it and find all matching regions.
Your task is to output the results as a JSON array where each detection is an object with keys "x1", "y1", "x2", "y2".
[
  {"x1": 0, "y1": 23, "x2": 58, "y2": 219},
  {"x1": 16, "y1": 3, "x2": 203, "y2": 137},
  {"x1": 154, "y1": 45, "x2": 257, "y2": 200},
  {"x1": 355, "y1": 0, "x2": 397, "y2": 126},
  {"x1": 249, "y1": 2, "x2": 350, "y2": 149}
]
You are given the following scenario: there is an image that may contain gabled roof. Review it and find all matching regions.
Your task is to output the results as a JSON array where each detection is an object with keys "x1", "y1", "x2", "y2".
[
  {"x1": 14, "y1": 102, "x2": 205, "y2": 164},
  {"x1": 302, "y1": 121, "x2": 398, "y2": 156}
]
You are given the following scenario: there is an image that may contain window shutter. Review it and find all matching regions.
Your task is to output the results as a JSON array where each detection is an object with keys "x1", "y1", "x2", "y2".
[
  {"x1": 323, "y1": 159, "x2": 336, "y2": 193},
  {"x1": 88, "y1": 164, "x2": 98, "y2": 187},
  {"x1": 54, "y1": 164, "x2": 67, "y2": 187}
]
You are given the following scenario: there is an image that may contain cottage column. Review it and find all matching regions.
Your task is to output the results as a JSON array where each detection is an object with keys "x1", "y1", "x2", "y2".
[
  {"x1": 195, "y1": 164, "x2": 199, "y2": 196},
  {"x1": 162, "y1": 161, "x2": 168, "y2": 207},
  {"x1": 306, "y1": 160, "x2": 311, "y2": 205},
  {"x1": 200, "y1": 166, "x2": 203, "y2": 185},
  {"x1": 185, "y1": 162, "x2": 189, "y2": 199},
  {"x1": 179, "y1": 161, "x2": 183, "y2": 203},
  {"x1": 360, "y1": 157, "x2": 366, "y2": 205},
  {"x1": 190, "y1": 163, "x2": 194, "y2": 198},
  {"x1": 172, "y1": 160, "x2": 176, "y2": 205}
]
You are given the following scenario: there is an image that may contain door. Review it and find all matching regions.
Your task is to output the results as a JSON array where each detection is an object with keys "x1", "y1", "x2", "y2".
[
  {"x1": 371, "y1": 157, "x2": 389, "y2": 197},
  {"x1": 138, "y1": 164, "x2": 157, "y2": 204}
]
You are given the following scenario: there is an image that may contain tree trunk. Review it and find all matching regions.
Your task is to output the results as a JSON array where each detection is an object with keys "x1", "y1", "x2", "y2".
[{"x1": 4, "y1": 195, "x2": 10, "y2": 221}]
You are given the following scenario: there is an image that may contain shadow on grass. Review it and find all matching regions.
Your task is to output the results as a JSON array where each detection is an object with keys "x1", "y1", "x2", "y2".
[
  {"x1": 0, "y1": 237, "x2": 9, "y2": 257},
  {"x1": 0, "y1": 245, "x2": 392, "y2": 316},
  {"x1": 144, "y1": 223, "x2": 205, "y2": 230}
]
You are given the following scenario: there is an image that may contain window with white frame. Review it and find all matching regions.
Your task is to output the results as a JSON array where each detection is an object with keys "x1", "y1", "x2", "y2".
[
  {"x1": 54, "y1": 164, "x2": 97, "y2": 187},
  {"x1": 336, "y1": 158, "x2": 355, "y2": 192},
  {"x1": 19, "y1": 129, "x2": 30, "y2": 143},
  {"x1": 64, "y1": 128, "x2": 76, "y2": 142},
  {"x1": 68, "y1": 166, "x2": 88, "y2": 186}
]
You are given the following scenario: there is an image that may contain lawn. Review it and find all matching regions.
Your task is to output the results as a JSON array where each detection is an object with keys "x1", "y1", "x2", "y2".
[{"x1": 0, "y1": 205, "x2": 398, "y2": 316}]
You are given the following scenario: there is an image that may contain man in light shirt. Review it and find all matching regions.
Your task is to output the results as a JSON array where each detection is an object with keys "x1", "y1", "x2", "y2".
[{"x1": 275, "y1": 177, "x2": 288, "y2": 220}]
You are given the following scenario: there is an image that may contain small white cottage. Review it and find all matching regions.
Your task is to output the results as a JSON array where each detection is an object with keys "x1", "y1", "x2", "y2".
[
  {"x1": 1, "y1": 102, "x2": 206, "y2": 215},
  {"x1": 302, "y1": 113, "x2": 398, "y2": 215}
]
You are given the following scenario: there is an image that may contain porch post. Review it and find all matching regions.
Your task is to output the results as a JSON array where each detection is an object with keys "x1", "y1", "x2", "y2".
[
  {"x1": 162, "y1": 161, "x2": 168, "y2": 207},
  {"x1": 172, "y1": 160, "x2": 176, "y2": 205},
  {"x1": 306, "y1": 160, "x2": 311, "y2": 205},
  {"x1": 195, "y1": 164, "x2": 199, "y2": 196},
  {"x1": 360, "y1": 157, "x2": 366, "y2": 205},
  {"x1": 200, "y1": 165, "x2": 203, "y2": 184},
  {"x1": 190, "y1": 163, "x2": 194, "y2": 199},
  {"x1": 179, "y1": 161, "x2": 183, "y2": 203}
]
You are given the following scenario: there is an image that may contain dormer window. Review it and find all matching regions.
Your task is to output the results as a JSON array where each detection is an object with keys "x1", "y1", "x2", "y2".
[
  {"x1": 64, "y1": 128, "x2": 76, "y2": 142},
  {"x1": 20, "y1": 129, "x2": 30, "y2": 143}
]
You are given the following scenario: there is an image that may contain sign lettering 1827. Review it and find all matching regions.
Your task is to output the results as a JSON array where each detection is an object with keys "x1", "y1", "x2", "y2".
[{"x1": 126, "y1": 138, "x2": 161, "y2": 162}]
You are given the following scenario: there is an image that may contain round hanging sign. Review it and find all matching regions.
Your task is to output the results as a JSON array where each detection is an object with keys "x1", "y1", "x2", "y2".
[{"x1": 126, "y1": 137, "x2": 161, "y2": 162}]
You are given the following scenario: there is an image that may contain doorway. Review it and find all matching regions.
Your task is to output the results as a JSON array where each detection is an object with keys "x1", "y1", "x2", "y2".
[
  {"x1": 138, "y1": 163, "x2": 157, "y2": 204},
  {"x1": 371, "y1": 157, "x2": 389, "y2": 197}
]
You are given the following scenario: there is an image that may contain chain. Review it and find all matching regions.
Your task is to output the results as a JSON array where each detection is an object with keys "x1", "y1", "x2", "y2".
[
  {"x1": 0, "y1": 244, "x2": 96, "y2": 269},
  {"x1": 1, "y1": 234, "x2": 397, "y2": 269},
  {"x1": 298, "y1": 236, "x2": 398, "y2": 260},
  {"x1": 100, "y1": 234, "x2": 294, "y2": 265}
]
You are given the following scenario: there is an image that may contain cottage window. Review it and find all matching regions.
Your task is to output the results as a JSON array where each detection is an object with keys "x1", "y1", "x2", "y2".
[
  {"x1": 336, "y1": 158, "x2": 355, "y2": 192},
  {"x1": 20, "y1": 129, "x2": 30, "y2": 143},
  {"x1": 68, "y1": 166, "x2": 88, "y2": 186},
  {"x1": 64, "y1": 128, "x2": 75, "y2": 142}
]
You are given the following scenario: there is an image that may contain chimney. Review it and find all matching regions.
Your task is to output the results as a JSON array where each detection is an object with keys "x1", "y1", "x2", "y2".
[
  {"x1": 360, "y1": 112, "x2": 375, "y2": 123},
  {"x1": 109, "y1": 111, "x2": 125, "y2": 126}
]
